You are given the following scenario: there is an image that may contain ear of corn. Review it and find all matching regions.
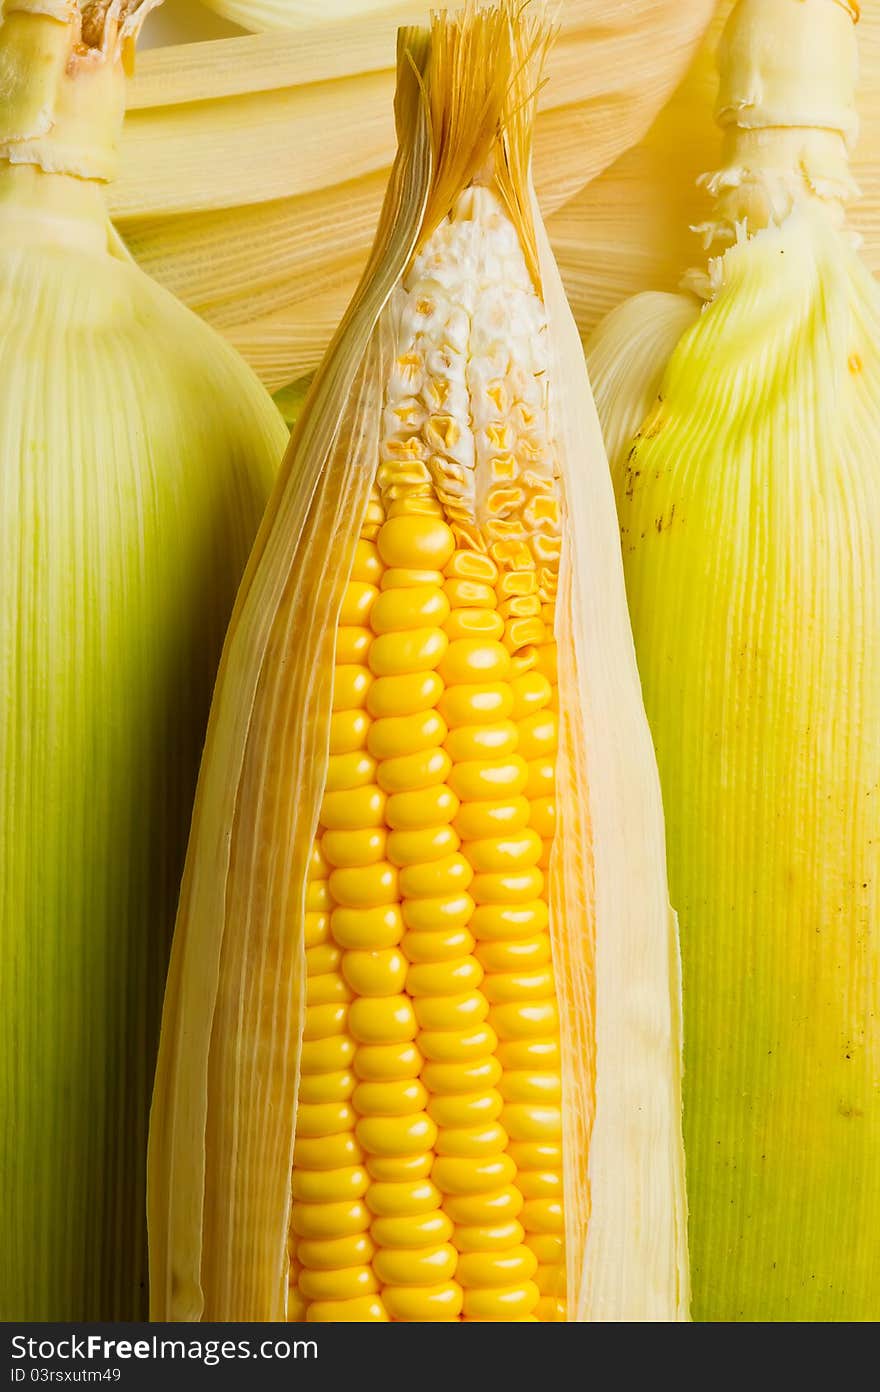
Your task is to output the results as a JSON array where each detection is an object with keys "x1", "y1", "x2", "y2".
[
  {"x1": 108, "y1": 0, "x2": 716, "y2": 392},
  {"x1": 0, "y1": 0, "x2": 287, "y2": 1321},
  {"x1": 148, "y1": 2, "x2": 689, "y2": 1324},
  {"x1": 586, "y1": 0, "x2": 880, "y2": 1322}
]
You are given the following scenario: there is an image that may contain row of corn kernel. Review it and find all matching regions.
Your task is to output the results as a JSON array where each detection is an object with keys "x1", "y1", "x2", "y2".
[
  {"x1": 288, "y1": 501, "x2": 389, "y2": 1322},
  {"x1": 433, "y1": 545, "x2": 541, "y2": 1321},
  {"x1": 350, "y1": 507, "x2": 460, "y2": 1321},
  {"x1": 506, "y1": 634, "x2": 565, "y2": 1323},
  {"x1": 455, "y1": 547, "x2": 564, "y2": 1322}
]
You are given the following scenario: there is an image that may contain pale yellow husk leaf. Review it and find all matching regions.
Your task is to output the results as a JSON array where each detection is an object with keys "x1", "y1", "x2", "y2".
[
  {"x1": 201, "y1": 0, "x2": 425, "y2": 30},
  {"x1": 148, "y1": 4, "x2": 688, "y2": 1322},
  {"x1": 139, "y1": 0, "x2": 244, "y2": 45},
  {"x1": 113, "y1": 0, "x2": 715, "y2": 391}
]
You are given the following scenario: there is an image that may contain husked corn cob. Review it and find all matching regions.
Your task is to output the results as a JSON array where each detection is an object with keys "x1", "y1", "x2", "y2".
[
  {"x1": 149, "y1": 2, "x2": 688, "y2": 1324},
  {"x1": 286, "y1": 188, "x2": 565, "y2": 1322}
]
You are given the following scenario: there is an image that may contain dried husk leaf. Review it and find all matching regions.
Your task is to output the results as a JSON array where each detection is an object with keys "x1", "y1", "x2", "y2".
[
  {"x1": 585, "y1": 0, "x2": 880, "y2": 1322},
  {"x1": 140, "y1": 0, "x2": 243, "y2": 45},
  {"x1": 113, "y1": 0, "x2": 716, "y2": 389},
  {"x1": 0, "y1": 0, "x2": 286, "y2": 1321},
  {"x1": 148, "y1": 3, "x2": 688, "y2": 1323},
  {"x1": 200, "y1": 0, "x2": 420, "y2": 29}
]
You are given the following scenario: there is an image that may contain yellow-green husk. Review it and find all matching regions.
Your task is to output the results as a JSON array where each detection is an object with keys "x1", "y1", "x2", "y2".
[
  {"x1": 587, "y1": 0, "x2": 880, "y2": 1321},
  {"x1": 0, "y1": 0, "x2": 286, "y2": 1320}
]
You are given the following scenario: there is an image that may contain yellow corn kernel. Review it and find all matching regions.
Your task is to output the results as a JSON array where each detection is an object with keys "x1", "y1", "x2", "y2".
[
  {"x1": 320, "y1": 785, "x2": 386, "y2": 832},
  {"x1": 465, "y1": 830, "x2": 542, "y2": 874},
  {"x1": 351, "y1": 1079, "x2": 427, "y2": 1116},
  {"x1": 406, "y1": 957, "x2": 483, "y2": 997},
  {"x1": 438, "y1": 683, "x2": 513, "y2": 727},
  {"x1": 300, "y1": 1036, "x2": 356, "y2": 1074},
  {"x1": 385, "y1": 785, "x2": 460, "y2": 830},
  {"x1": 294, "y1": 1134, "x2": 361, "y2": 1171},
  {"x1": 439, "y1": 639, "x2": 511, "y2": 686},
  {"x1": 454, "y1": 1221, "x2": 524, "y2": 1253},
  {"x1": 413, "y1": 992, "x2": 489, "y2": 1031},
  {"x1": 369, "y1": 628, "x2": 448, "y2": 679},
  {"x1": 421, "y1": 1058, "x2": 502, "y2": 1093},
  {"x1": 353, "y1": 1042, "x2": 422, "y2": 1080},
  {"x1": 307, "y1": 1296, "x2": 389, "y2": 1323},
  {"x1": 365, "y1": 1153, "x2": 433, "y2": 1182},
  {"x1": 444, "y1": 609, "x2": 505, "y2": 642},
  {"x1": 348, "y1": 995, "x2": 417, "y2": 1045},
  {"x1": 342, "y1": 949, "x2": 408, "y2": 997},
  {"x1": 376, "y1": 747, "x2": 452, "y2": 795},
  {"x1": 427, "y1": 1092, "x2": 502, "y2": 1128},
  {"x1": 373, "y1": 1243, "x2": 458, "y2": 1285},
  {"x1": 290, "y1": 1167, "x2": 367, "y2": 1203},
  {"x1": 444, "y1": 721, "x2": 519, "y2": 761},
  {"x1": 365, "y1": 1179, "x2": 443, "y2": 1217},
  {"x1": 401, "y1": 894, "x2": 474, "y2": 931},
  {"x1": 386, "y1": 824, "x2": 460, "y2": 867},
  {"x1": 295, "y1": 1102, "x2": 355, "y2": 1138},
  {"x1": 378, "y1": 516, "x2": 455, "y2": 570},
  {"x1": 332, "y1": 665, "x2": 372, "y2": 711},
  {"x1": 381, "y1": 568, "x2": 445, "y2": 591},
  {"x1": 434, "y1": 1124, "x2": 509, "y2": 1158},
  {"x1": 297, "y1": 1232, "x2": 374, "y2": 1271},
  {"x1": 296, "y1": 1071, "x2": 353, "y2": 1106},
  {"x1": 366, "y1": 671, "x2": 445, "y2": 719},
  {"x1": 334, "y1": 627, "x2": 372, "y2": 665},
  {"x1": 418, "y1": 1025, "x2": 499, "y2": 1063},
  {"x1": 323, "y1": 751, "x2": 376, "y2": 794},
  {"x1": 322, "y1": 829, "x2": 386, "y2": 869},
  {"x1": 402, "y1": 928, "x2": 476, "y2": 964},
  {"x1": 475, "y1": 936, "x2": 550, "y2": 973},
  {"x1": 290, "y1": 1201, "x2": 369, "y2": 1240},
  {"x1": 370, "y1": 1212, "x2": 453, "y2": 1248},
  {"x1": 370, "y1": 588, "x2": 450, "y2": 634},
  {"x1": 328, "y1": 709, "x2": 370, "y2": 754},
  {"x1": 331, "y1": 905, "x2": 403, "y2": 951},
  {"x1": 432, "y1": 1154, "x2": 517, "y2": 1196},
  {"x1": 462, "y1": 1284, "x2": 539, "y2": 1320},
  {"x1": 443, "y1": 579, "x2": 497, "y2": 609},
  {"x1": 297, "y1": 1265, "x2": 378, "y2": 1302},
  {"x1": 456, "y1": 1246, "x2": 538, "y2": 1287},
  {"x1": 382, "y1": 1284, "x2": 463, "y2": 1322},
  {"x1": 368, "y1": 711, "x2": 447, "y2": 760}
]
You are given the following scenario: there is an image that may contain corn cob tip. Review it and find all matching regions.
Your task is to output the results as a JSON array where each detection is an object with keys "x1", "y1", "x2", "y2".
[{"x1": 400, "y1": 0, "x2": 554, "y2": 291}]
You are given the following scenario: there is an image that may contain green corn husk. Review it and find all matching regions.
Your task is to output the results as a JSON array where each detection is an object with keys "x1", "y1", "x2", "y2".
[
  {"x1": 0, "y1": 0, "x2": 286, "y2": 1321},
  {"x1": 586, "y1": 0, "x2": 880, "y2": 1321}
]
